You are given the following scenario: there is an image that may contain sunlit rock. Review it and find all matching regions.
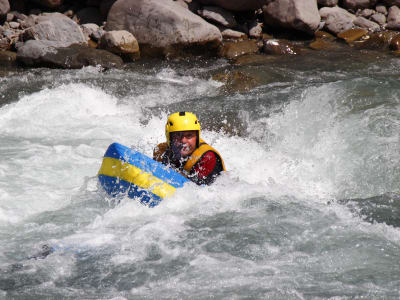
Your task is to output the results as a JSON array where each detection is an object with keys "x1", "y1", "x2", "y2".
[
  {"x1": 198, "y1": 6, "x2": 237, "y2": 28},
  {"x1": 218, "y1": 39, "x2": 260, "y2": 59},
  {"x1": 99, "y1": 30, "x2": 140, "y2": 61},
  {"x1": 263, "y1": 0, "x2": 320, "y2": 35},
  {"x1": 352, "y1": 30, "x2": 399, "y2": 49},
  {"x1": 370, "y1": 13, "x2": 386, "y2": 25},
  {"x1": 263, "y1": 39, "x2": 302, "y2": 55},
  {"x1": 337, "y1": 28, "x2": 368, "y2": 43},
  {"x1": 0, "y1": 0, "x2": 10, "y2": 19},
  {"x1": 319, "y1": 6, "x2": 357, "y2": 35},
  {"x1": 389, "y1": 33, "x2": 400, "y2": 50}
]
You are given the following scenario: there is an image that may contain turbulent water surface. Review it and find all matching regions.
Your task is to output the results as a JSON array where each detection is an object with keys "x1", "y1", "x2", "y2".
[{"x1": 0, "y1": 49, "x2": 400, "y2": 299}]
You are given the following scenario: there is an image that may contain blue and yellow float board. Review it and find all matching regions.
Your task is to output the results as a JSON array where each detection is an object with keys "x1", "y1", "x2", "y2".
[{"x1": 98, "y1": 143, "x2": 189, "y2": 207}]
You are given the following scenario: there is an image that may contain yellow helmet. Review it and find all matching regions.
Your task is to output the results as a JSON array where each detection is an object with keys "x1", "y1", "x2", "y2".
[{"x1": 165, "y1": 112, "x2": 200, "y2": 146}]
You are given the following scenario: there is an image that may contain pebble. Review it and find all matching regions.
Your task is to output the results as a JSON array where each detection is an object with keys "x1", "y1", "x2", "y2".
[{"x1": 9, "y1": 22, "x2": 20, "y2": 29}]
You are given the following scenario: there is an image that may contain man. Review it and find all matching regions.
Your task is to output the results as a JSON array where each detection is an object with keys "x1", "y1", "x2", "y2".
[{"x1": 153, "y1": 112, "x2": 225, "y2": 185}]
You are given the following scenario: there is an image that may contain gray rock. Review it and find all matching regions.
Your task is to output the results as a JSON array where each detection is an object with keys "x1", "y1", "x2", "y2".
[
  {"x1": 23, "y1": 14, "x2": 87, "y2": 46},
  {"x1": 17, "y1": 40, "x2": 123, "y2": 68},
  {"x1": 370, "y1": 13, "x2": 386, "y2": 25},
  {"x1": 76, "y1": 7, "x2": 104, "y2": 26},
  {"x1": 220, "y1": 27, "x2": 247, "y2": 39},
  {"x1": 317, "y1": 0, "x2": 338, "y2": 6},
  {"x1": 99, "y1": 30, "x2": 140, "y2": 60},
  {"x1": 376, "y1": 4, "x2": 388, "y2": 15},
  {"x1": 19, "y1": 15, "x2": 37, "y2": 29},
  {"x1": 81, "y1": 23, "x2": 100, "y2": 40},
  {"x1": 6, "y1": 13, "x2": 13, "y2": 22},
  {"x1": 387, "y1": 5, "x2": 400, "y2": 30},
  {"x1": 354, "y1": 16, "x2": 380, "y2": 30},
  {"x1": 320, "y1": 6, "x2": 357, "y2": 35},
  {"x1": 198, "y1": 6, "x2": 237, "y2": 28},
  {"x1": 9, "y1": 21, "x2": 19, "y2": 29},
  {"x1": 263, "y1": 0, "x2": 320, "y2": 35},
  {"x1": 0, "y1": 0, "x2": 10, "y2": 17},
  {"x1": 359, "y1": 9, "x2": 375, "y2": 18},
  {"x1": 106, "y1": 0, "x2": 222, "y2": 54},
  {"x1": 197, "y1": 0, "x2": 267, "y2": 11},
  {"x1": 30, "y1": 0, "x2": 63, "y2": 9},
  {"x1": 343, "y1": 0, "x2": 377, "y2": 10}
]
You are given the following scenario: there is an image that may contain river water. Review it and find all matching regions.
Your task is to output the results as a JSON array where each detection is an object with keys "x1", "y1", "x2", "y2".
[{"x1": 0, "y1": 49, "x2": 400, "y2": 299}]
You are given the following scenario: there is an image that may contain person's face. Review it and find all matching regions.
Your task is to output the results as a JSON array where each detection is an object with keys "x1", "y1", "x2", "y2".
[{"x1": 171, "y1": 130, "x2": 197, "y2": 158}]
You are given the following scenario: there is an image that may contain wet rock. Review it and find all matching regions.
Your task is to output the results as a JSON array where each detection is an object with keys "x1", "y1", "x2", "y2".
[
  {"x1": 0, "y1": 0, "x2": 10, "y2": 18},
  {"x1": 343, "y1": 0, "x2": 377, "y2": 10},
  {"x1": 309, "y1": 38, "x2": 339, "y2": 50},
  {"x1": 353, "y1": 16, "x2": 380, "y2": 31},
  {"x1": 376, "y1": 4, "x2": 388, "y2": 15},
  {"x1": 386, "y1": 5, "x2": 400, "y2": 30},
  {"x1": 197, "y1": 0, "x2": 266, "y2": 11},
  {"x1": 218, "y1": 39, "x2": 259, "y2": 59},
  {"x1": 232, "y1": 53, "x2": 277, "y2": 66},
  {"x1": 99, "y1": 30, "x2": 139, "y2": 61},
  {"x1": 76, "y1": 7, "x2": 104, "y2": 26},
  {"x1": 263, "y1": 0, "x2": 320, "y2": 35},
  {"x1": 370, "y1": 13, "x2": 386, "y2": 25},
  {"x1": 317, "y1": 0, "x2": 338, "y2": 6},
  {"x1": 389, "y1": 33, "x2": 400, "y2": 50},
  {"x1": 23, "y1": 13, "x2": 87, "y2": 46},
  {"x1": 0, "y1": 49, "x2": 17, "y2": 66},
  {"x1": 212, "y1": 70, "x2": 260, "y2": 92},
  {"x1": 320, "y1": 6, "x2": 357, "y2": 35},
  {"x1": 248, "y1": 20, "x2": 263, "y2": 39},
  {"x1": 263, "y1": 39, "x2": 301, "y2": 55},
  {"x1": 337, "y1": 28, "x2": 368, "y2": 43},
  {"x1": 106, "y1": 0, "x2": 222, "y2": 57},
  {"x1": 352, "y1": 30, "x2": 398, "y2": 49},
  {"x1": 0, "y1": 37, "x2": 9, "y2": 49},
  {"x1": 31, "y1": 0, "x2": 64, "y2": 9},
  {"x1": 220, "y1": 28, "x2": 247, "y2": 40},
  {"x1": 17, "y1": 40, "x2": 123, "y2": 69},
  {"x1": 314, "y1": 30, "x2": 336, "y2": 40},
  {"x1": 198, "y1": 6, "x2": 237, "y2": 28}
]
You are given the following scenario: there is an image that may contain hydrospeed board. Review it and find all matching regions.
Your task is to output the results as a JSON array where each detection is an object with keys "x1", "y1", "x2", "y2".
[{"x1": 98, "y1": 143, "x2": 189, "y2": 207}]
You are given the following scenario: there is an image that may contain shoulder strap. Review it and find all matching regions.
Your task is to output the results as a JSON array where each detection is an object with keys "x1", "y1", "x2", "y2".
[
  {"x1": 183, "y1": 139, "x2": 226, "y2": 173},
  {"x1": 153, "y1": 142, "x2": 168, "y2": 162}
]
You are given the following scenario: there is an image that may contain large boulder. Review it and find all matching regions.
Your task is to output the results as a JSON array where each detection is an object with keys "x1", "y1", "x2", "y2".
[
  {"x1": 17, "y1": 40, "x2": 123, "y2": 68},
  {"x1": 31, "y1": 0, "x2": 63, "y2": 9},
  {"x1": 342, "y1": 0, "x2": 377, "y2": 10},
  {"x1": 197, "y1": 0, "x2": 266, "y2": 11},
  {"x1": 0, "y1": 0, "x2": 10, "y2": 18},
  {"x1": 386, "y1": 5, "x2": 400, "y2": 30},
  {"x1": 319, "y1": 6, "x2": 357, "y2": 35},
  {"x1": 106, "y1": 0, "x2": 222, "y2": 56},
  {"x1": 263, "y1": 0, "x2": 320, "y2": 35},
  {"x1": 23, "y1": 13, "x2": 87, "y2": 46}
]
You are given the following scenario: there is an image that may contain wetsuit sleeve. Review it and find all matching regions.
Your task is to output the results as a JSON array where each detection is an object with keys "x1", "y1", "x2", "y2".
[{"x1": 191, "y1": 151, "x2": 217, "y2": 184}]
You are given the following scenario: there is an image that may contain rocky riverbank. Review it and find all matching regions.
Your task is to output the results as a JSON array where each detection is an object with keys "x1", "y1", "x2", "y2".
[{"x1": 1, "y1": 0, "x2": 400, "y2": 69}]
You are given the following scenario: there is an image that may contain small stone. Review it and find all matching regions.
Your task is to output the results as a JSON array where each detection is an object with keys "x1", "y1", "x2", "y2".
[
  {"x1": 354, "y1": 16, "x2": 381, "y2": 31},
  {"x1": 360, "y1": 9, "x2": 375, "y2": 18},
  {"x1": 376, "y1": 4, "x2": 388, "y2": 15},
  {"x1": 220, "y1": 28, "x2": 247, "y2": 40},
  {"x1": 371, "y1": 13, "x2": 386, "y2": 25},
  {"x1": 64, "y1": 10, "x2": 74, "y2": 18},
  {"x1": 314, "y1": 30, "x2": 336, "y2": 40},
  {"x1": 9, "y1": 22, "x2": 19, "y2": 29},
  {"x1": 248, "y1": 20, "x2": 262, "y2": 39},
  {"x1": 263, "y1": 39, "x2": 301, "y2": 55},
  {"x1": 6, "y1": 13, "x2": 14, "y2": 22},
  {"x1": 338, "y1": 28, "x2": 369, "y2": 43},
  {"x1": 389, "y1": 34, "x2": 400, "y2": 50}
]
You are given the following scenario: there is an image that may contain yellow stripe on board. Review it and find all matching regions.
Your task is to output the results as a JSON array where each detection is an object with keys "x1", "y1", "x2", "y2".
[{"x1": 98, "y1": 157, "x2": 176, "y2": 199}]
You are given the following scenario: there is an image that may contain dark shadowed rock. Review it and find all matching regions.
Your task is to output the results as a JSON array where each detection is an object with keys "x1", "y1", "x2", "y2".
[
  {"x1": 353, "y1": 16, "x2": 380, "y2": 31},
  {"x1": 213, "y1": 70, "x2": 260, "y2": 93},
  {"x1": 263, "y1": 0, "x2": 320, "y2": 35},
  {"x1": 386, "y1": 5, "x2": 400, "y2": 30},
  {"x1": 232, "y1": 53, "x2": 278, "y2": 66},
  {"x1": 383, "y1": 0, "x2": 400, "y2": 6},
  {"x1": 100, "y1": 0, "x2": 117, "y2": 17},
  {"x1": 76, "y1": 7, "x2": 104, "y2": 26},
  {"x1": 31, "y1": 0, "x2": 64, "y2": 9},
  {"x1": 23, "y1": 13, "x2": 87, "y2": 46},
  {"x1": 106, "y1": 0, "x2": 222, "y2": 57},
  {"x1": 17, "y1": 40, "x2": 123, "y2": 68},
  {"x1": 198, "y1": 6, "x2": 237, "y2": 28},
  {"x1": 343, "y1": 0, "x2": 377, "y2": 10},
  {"x1": 314, "y1": 30, "x2": 336, "y2": 40},
  {"x1": 0, "y1": 50, "x2": 16, "y2": 66},
  {"x1": 99, "y1": 30, "x2": 140, "y2": 60},
  {"x1": 309, "y1": 38, "x2": 339, "y2": 50},
  {"x1": 320, "y1": 6, "x2": 357, "y2": 35},
  {"x1": 218, "y1": 39, "x2": 259, "y2": 59},
  {"x1": 0, "y1": 0, "x2": 10, "y2": 18},
  {"x1": 317, "y1": 0, "x2": 338, "y2": 6}
]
